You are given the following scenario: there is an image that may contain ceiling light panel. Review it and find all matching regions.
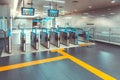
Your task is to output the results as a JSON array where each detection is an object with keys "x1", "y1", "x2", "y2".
[
  {"x1": 45, "y1": 0, "x2": 65, "y2": 3},
  {"x1": 111, "y1": 0, "x2": 116, "y2": 3}
]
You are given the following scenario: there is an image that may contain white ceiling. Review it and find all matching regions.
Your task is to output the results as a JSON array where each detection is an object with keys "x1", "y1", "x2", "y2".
[
  {"x1": 22, "y1": 0, "x2": 120, "y2": 16},
  {"x1": 0, "y1": 0, "x2": 120, "y2": 17},
  {"x1": 0, "y1": 0, "x2": 14, "y2": 9}
]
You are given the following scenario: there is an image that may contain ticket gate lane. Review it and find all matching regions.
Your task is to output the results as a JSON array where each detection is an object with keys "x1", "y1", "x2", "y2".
[
  {"x1": 69, "y1": 31, "x2": 78, "y2": 45},
  {"x1": 20, "y1": 32, "x2": 26, "y2": 52},
  {"x1": 50, "y1": 31, "x2": 60, "y2": 47},
  {"x1": 4, "y1": 28, "x2": 12, "y2": 53},
  {"x1": 40, "y1": 28, "x2": 50, "y2": 49},
  {"x1": 31, "y1": 28, "x2": 39, "y2": 50},
  {"x1": 60, "y1": 31, "x2": 69, "y2": 46}
]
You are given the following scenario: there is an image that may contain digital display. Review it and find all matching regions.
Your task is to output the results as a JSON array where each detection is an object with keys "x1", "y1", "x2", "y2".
[
  {"x1": 48, "y1": 9, "x2": 59, "y2": 17},
  {"x1": 21, "y1": 7, "x2": 35, "y2": 16}
]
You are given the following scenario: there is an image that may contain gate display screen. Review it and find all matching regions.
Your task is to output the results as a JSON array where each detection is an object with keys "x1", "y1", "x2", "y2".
[
  {"x1": 21, "y1": 7, "x2": 35, "y2": 16},
  {"x1": 48, "y1": 9, "x2": 59, "y2": 17}
]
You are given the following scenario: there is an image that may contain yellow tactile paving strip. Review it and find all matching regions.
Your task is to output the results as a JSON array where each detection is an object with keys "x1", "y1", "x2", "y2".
[
  {"x1": 0, "y1": 56, "x2": 67, "y2": 72},
  {"x1": 0, "y1": 48, "x2": 117, "y2": 80},
  {"x1": 79, "y1": 42, "x2": 93, "y2": 47}
]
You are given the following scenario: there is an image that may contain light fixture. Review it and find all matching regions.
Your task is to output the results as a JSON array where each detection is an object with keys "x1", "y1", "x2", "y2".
[
  {"x1": 65, "y1": 17, "x2": 72, "y2": 19},
  {"x1": 45, "y1": 0, "x2": 65, "y2": 3},
  {"x1": 108, "y1": 8, "x2": 111, "y2": 10},
  {"x1": 110, "y1": 13, "x2": 115, "y2": 14},
  {"x1": 74, "y1": 9, "x2": 78, "y2": 11},
  {"x1": 81, "y1": 16, "x2": 88, "y2": 19},
  {"x1": 43, "y1": 5, "x2": 53, "y2": 8},
  {"x1": 101, "y1": 14, "x2": 106, "y2": 16},
  {"x1": 89, "y1": 6, "x2": 92, "y2": 8},
  {"x1": 60, "y1": 10, "x2": 67, "y2": 14},
  {"x1": 111, "y1": 0, "x2": 116, "y2": 3},
  {"x1": 83, "y1": 13, "x2": 89, "y2": 15}
]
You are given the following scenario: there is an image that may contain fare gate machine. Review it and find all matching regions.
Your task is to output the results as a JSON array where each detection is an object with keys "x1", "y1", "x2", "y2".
[
  {"x1": 68, "y1": 28, "x2": 78, "y2": 45},
  {"x1": 20, "y1": 29, "x2": 26, "y2": 52},
  {"x1": 78, "y1": 29, "x2": 90, "y2": 42},
  {"x1": 49, "y1": 28, "x2": 60, "y2": 47},
  {"x1": 84, "y1": 31, "x2": 90, "y2": 42},
  {"x1": 31, "y1": 28, "x2": 39, "y2": 50},
  {"x1": 59, "y1": 28, "x2": 69, "y2": 46},
  {"x1": 5, "y1": 28, "x2": 12, "y2": 53},
  {"x1": 40, "y1": 28, "x2": 50, "y2": 49}
]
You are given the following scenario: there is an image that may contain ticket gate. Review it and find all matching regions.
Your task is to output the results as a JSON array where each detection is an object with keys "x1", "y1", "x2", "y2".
[
  {"x1": 20, "y1": 29, "x2": 26, "y2": 52},
  {"x1": 59, "y1": 28, "x2": 69, "y2": 46},
  {"x1": 84, "y1": 31, "x2": 90, "y2": 42},
  {"x1": 31, "y1": 28, "x2": 39, "y2": 50},
  {"x1": 4, "y1": 28, "x2": 12, "y2": 53},
  {"x1": 68, "y1": 28, "x2": 78, "y2": 45},
  {"x1": 40, "y1": 28, "x2": 50, "y2": 49},
  {"x1": 78, "y1": 29, "x2": 90, "y2": 42},
  {"x1": 49, "y1": 28, "x2": 60, "y2": 47}
]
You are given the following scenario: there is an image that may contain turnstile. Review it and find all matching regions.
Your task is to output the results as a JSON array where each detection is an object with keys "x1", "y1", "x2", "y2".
[
  {"x1": 67, "y1": 27, "x2": 78, "y2": 45},
  {"x1": 20, "y1": 29, "x2": 26, "y2": 51},
  {"x1": 59, "y1": 28, "x2": 69, "y2": 46},
  {"x1": 69, "y1": 31, "x2": 78, "y2": 45},
  {"x1": 40, "y1": 28, "x2": 50, "y2": 49},
  {"x1": 84, "y1": 31, "x2": 90, "y2": 42},
  {"x1": 31, "y1": 28, "x2": 39, "y2": 50},
  {"x1": 78, "y1": 29, "x2": 90, "y2": 42},
  {"x1": 50, "y1": 28, "x2": 60, "y2": 47},
  {"x1": 4, "y1": 29, "x2": 12, "y2": 53}
]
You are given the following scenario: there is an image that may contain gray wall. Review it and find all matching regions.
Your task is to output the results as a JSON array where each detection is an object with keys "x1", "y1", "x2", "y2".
[
  {"x1": 0, "y1": 5, "x2": 10, "y2": 17},
  {"x1": 12, "y1": 19, "x2": 32, "y2": 29}
]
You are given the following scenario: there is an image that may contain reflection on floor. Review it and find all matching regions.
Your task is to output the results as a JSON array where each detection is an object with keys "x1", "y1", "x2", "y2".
[
  {"x1": 0, "y1": 39, "x2": 4, "y2": 56},
  {"x1": 0, "y1": 59, "x2": 101, "y2": 80}
]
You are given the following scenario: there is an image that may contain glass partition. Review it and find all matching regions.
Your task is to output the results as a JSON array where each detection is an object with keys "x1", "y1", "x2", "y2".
[{"x1": 94, "y1": 27, "x2": 120, "y2": 44}]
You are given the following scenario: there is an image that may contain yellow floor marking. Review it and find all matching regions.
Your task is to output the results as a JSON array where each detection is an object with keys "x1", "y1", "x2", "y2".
[
  {"x1": 50, "y1": 49, "x2": 116, "y2": 80},
  {"x1": 79, "y1": 43, "x2": 91, "y2": 47},
  {"x1": 0, "y1": 56, "x2": 67, "y2": 72},
  {"x1": 50, "y1": 48, "x2": 65, "y2": 52}
]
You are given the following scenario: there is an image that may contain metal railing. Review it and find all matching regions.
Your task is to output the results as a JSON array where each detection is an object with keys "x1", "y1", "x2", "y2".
[{"x1": 93, "y1": 28, "x2": 120, "y2": 44}]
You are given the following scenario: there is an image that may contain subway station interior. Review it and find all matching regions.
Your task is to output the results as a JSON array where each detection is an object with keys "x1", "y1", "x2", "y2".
[{"x1": 0, "y1": 0, "x2": 120, "y2": 80}]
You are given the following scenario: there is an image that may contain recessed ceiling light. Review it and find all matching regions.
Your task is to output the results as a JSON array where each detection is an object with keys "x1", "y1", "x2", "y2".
[
  {"x1": 45, "y1": 0, "x2": 65, "y2": 3},
  {"x1": 89, "y1": 6, "x2": 92, "y2": 8},
  {"x1": 65, "y1": 17, "x2": 72, "y2": 19},
  {"x1": 111, "y1": 0, "x2": 116, "y2": 3},
  {"x1": 83, "y1": 13, "x2": 89, "y2": 14},
  {"x1": 110, "y1": 13, "x2": 115, "y2": 14},
  {"x1": 81, "y1": 16, "x2": 88, "y2": 19},
  {"x1": 74, "y1": 9, "x2": 78, "y2": 11},
  {"x1": 43, "y1": 6, "x2": 52, "y2": 8},
  {"x1": 108, "y1": 8, "x2": 111, "y2": 10},
  {"x1": 60, "y1": 10, "x2": 67, "y2": 15},
  {"x1": 101, "y1": 14, "x2": 106, "y2": 16}
]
